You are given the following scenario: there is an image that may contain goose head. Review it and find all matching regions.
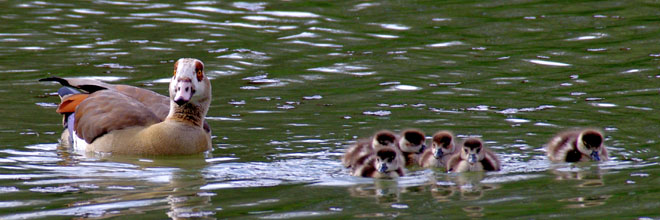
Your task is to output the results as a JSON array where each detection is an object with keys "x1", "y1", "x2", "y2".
[
  {"x1": 375, "y1": 147, "x2": 401, "y2": 173},
  {"x1": 398, "y1": 129, "x2": 426, "y2": 153},
  {"x1": 460, "y1": 138, "x2": 484, "y2": 164},
  {"x1": 576, "y1": 130, "x2": 604, "y2": 161},
  {"x1": 167, "y1": 58, "x2": 212, "y2": 122},
  {"x1": 371, "y1": 130, "x2": 397, "y2": 149},
  {"x1": 170, "y1": 58, "x2": 211, "y2": 106},
  {"x1": 431, "y1": 131, "x2": 455, "y2": 159}
]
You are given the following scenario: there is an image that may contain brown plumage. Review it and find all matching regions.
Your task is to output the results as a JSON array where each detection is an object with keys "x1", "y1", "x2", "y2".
[
  {"x1": 546, "y1": 129, "x2": 608, "y2": 162},
  {"x1": 447, "y1": 138, "x2": 500, "y2": 172},
  {"x1": 351, "y1": 147, "x2": 405, "y2": 178},
  {"x1": 41, "y1": 58, "x2": 212, "y2": 155},
  {"x1": 419, "y1": 131, "x2": 456, "y2": 169},
  {"x1": 396, "y1": 129, "x2": 427, "y2": 166},
  {"x1": 342, "y1": 130, "x2": 398, "y2": 169}
]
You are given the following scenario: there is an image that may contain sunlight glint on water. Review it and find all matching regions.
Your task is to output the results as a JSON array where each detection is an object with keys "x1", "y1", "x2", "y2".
[{"x1": 1, "y1": 0, "x2": 660, "y2": 219}]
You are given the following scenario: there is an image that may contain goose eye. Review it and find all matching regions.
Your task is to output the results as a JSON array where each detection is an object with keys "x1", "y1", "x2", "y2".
[
  {"x1": 196, "y1": 69, "x2": 203, "y2": 81},
  {"x1": 195, "y1": 61, "x2": 204, "y2": 81}
]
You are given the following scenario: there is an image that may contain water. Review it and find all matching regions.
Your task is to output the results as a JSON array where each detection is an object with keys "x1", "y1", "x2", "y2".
[{"x1": 2, "y1": 0, "x2": 660, "y2": 218}]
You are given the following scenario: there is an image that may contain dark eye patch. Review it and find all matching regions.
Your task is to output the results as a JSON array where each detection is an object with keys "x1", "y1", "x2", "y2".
[
  {"x1": 173, "y1": 60, "x2": 179, "y2": 76},
  {"x1": 195, "y1": 61, "x2": 204, "y2": 81}
]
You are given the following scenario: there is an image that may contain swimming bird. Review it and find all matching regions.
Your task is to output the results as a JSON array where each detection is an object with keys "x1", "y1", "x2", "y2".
[
  {"x1": 397, "y1": 129, "x2": 426, "y2": 166},
  {"x1": 546, "y1": 129, "x2": 608, "y2": 162},
  {"x1": 40, "y1": 58, "x2": 212, "y2": 155},
  {"x1": 342, "y1": 130, "x2": 398, "y2": 169},
  {"x1": 447, "y1": 138, "x2": 500, "y2": 172},
  {"x1": 419, "y1": 131, "x2": 456, "y2": 169},
  {"x1": 351, "y1": 146, "x2": 405, "y2": 178}
]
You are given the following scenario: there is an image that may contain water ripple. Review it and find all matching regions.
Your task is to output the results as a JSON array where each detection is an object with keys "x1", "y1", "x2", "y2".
[
  {"x1": 186, "y1": 6, "x2": 244, "y2": 14},
  {"x1": 428, "y1": 41, "x2": 465, "y2": 48},
  {"x1": 257, "y1": 11, "x2": 321, "y2": 18},
  {"x1": 308, "y1": 63, "x2": 374, "y2": 76},
  {"x1": 525, "y1": 59, "x2": 571, "y2": 67}
]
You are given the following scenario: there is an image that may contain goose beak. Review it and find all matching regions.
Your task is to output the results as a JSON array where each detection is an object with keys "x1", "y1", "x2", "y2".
[
  {"x1": 433, "y1": 148, "x2": 443, "y2": 159},
  {"x1": 174, "y1": 79, "x2": 194, "y2": 105},
  {"x1": 377, "y1": 163, "x2": 388, "y2": 173},
  {"x1": 590, "y1": 151, "x2": 600, "y2": 161},
  {"x1": 419, "y1": 144, "x2": 427, "y2": 153},
  {"x1": 468, "y1": 154, "x2": 477, "y2": 164}
]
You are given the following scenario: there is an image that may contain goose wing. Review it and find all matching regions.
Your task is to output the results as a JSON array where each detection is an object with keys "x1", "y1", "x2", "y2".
[{"x1": 74, "y1": 90, "x2": 161, "y2": 144}]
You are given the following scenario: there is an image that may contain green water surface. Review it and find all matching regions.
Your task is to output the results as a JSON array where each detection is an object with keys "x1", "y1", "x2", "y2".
[{"x1": 1, "y1": 0, "x2": 660, "y2": 219}]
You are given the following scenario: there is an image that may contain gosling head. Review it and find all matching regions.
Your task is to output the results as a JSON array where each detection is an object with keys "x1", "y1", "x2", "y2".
[
  {"x1": 398, "y1": 129, "x2": 426, "y2": 153},
  {"x1": 576, "y1": 130, "x2": 604, "y2": 161},
  {"x1": 371, "y1": 130, "x2": 397, "y2": 149},
  {"x1": 461, "y1": 138, "x2": 484, "y2": 165},
  {"x1": 431, "y1": 131, "x2": 455, "y2": 159},
  {"x1": 375, "y1": 148, "x2": 401, "y2": 173}
]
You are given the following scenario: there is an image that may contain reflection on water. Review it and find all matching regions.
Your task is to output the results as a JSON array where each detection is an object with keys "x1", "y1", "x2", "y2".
[
  {"x1": 550, "y1": 163, "x2": 610, "y2": 210},
  {"x1": 348, "y1": 180, "x2": 400, "y2": 205},
  {"x1": 551, "y1": 163, "x2": 605, "y2": 187},
  {"x1": 1, "y1": 152, "x2": 213, "y2": 219}
]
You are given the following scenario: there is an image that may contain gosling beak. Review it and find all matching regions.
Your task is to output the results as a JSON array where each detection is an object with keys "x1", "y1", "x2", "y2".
[
  {"x1": 174, "y1": 78, "x2": 195, "y2": 106},
  {"x1": 468, "y1": 154, "x2": 477, "y2": 164},
  {"x1": 433, "y1": 148, "x2": 443, "y2": 159},
  {"x1": 419, "y1": 144, "x2": 427, "y2": 153},
  {"x1": 590, "y1": 151, "x2": 600, "y2": 161},
  {"x1": 377, "y1": 163, "x2": 388, "y2": 173}
]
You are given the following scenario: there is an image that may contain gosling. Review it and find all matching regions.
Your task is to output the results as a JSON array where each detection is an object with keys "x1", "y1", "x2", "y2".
[
  {"x1": 419, "y1": 131, "x2": 456, "y2": 169},
  {"x1": 351, "y1": 147, "x2": 405, "y2": 178},
  {"x1": 447, "y1": 138, "x2": 500, "y2": 172},
  {"x1": 342, "y1": 130, "x2": 398, "y2": 169},
  {"x1": 546, "y1": 129, "x2": 608, "y2": 162},
  {"x1": 397, "y1": 129, "x2": 427, "y2": 166}
]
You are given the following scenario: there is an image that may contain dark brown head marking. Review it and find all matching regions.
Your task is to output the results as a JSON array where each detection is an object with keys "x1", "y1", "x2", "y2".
[
  {"x1": 403, "y1": 130, "x2": 425, "y2": 145},
  {"x1": 377, "y1": 148, "x2": 397, "y2": 161},
  {"x1": 173, "y1": 60, "x2": 179, "y2": 76},
  {"x1": 463, "y1": 138, "x2": 482, "y2": 150},
  {"x1": 433, "y1": 132, "x2": 453, "y2": 149},
  {"x1": 375, "y1": 131, "x2": 397, "y2": 146},
  {"x1": 195, "y1": 61, "x2": 204, "y2": 81},
  {"x1": 582, "y1": 130, "x2": 602, "y2": 149}
]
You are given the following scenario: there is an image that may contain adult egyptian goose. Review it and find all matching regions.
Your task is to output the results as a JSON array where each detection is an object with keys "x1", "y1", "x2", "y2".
[
  {"x1": 41, "y1": 58, "x2": 212, "y2": 155},
  {"x1": 419, "y1": 131, "x2": 456, "y2": 169},
  {"x1": 447, "y1": 138, "x2": 500, "y2": 172},
  {"x1": 546, "y1": 129, "x2": 608, "y2": 162},
  {"x1": 396, "y1": 129, "x2": 427, "y2": 166},
  {"x1": 351, "y1": 146, "x2": 405, "y2": 178},
  {"x1": 341, "y1": 130, "x2": 398, "y2": 169}
]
